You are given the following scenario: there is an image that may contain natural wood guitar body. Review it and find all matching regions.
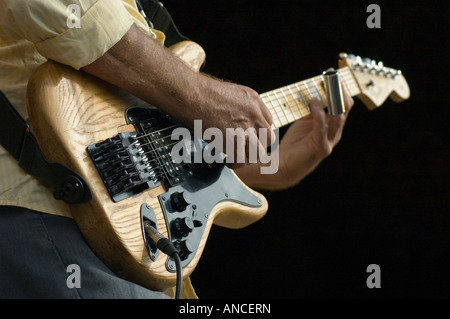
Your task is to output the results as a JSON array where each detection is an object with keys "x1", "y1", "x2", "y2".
[{"x1": 26, "y1": 41, "x2": 269, "y2": 291}]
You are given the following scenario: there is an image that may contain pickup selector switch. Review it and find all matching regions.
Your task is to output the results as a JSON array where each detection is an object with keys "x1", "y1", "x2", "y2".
[
  {"x1": 170, "y1": 191, "x2": 192, "y2": 212},
  {"x1": 171, "y1": 217, "x2": 194, "y2": 237}
]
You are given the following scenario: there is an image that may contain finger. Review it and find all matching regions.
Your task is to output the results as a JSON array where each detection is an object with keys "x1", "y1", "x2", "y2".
[
  {"x1": 326, "y1": 113, "x2": 346, "y2": 143},
  {"x1": 259, "y1": 98, "x2": 274, "y2": 126},
  {"x1": 260, "y1": 103, "x2": 276, "y2": 148},
  {"x1": 309, "y1": 98, "x2": 328, "y2": 143},
  {"x1": 257, "y1": 125, "x2": 277, "y2": 150},
  {"x1": 326, "y1": 84, "x2": 353, "y2": 142},
  {"x1": 224, "y1": 126, "x2": 265, "y2": 167}
]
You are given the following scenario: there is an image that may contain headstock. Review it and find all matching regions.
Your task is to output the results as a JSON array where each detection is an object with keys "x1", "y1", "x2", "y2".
[{"x1": 338, "y1": 53, "x2": 410, "y2": 110}]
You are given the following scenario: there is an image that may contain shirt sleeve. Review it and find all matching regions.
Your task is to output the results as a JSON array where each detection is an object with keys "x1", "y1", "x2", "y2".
[{"x1": 0, "y1": 0, "x2": 136, "y2": 69}]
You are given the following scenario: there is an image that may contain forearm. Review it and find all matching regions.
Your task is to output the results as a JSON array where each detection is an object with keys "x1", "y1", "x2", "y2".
[
  {"x1": 82, "y1": 23, "x2": 274, "y2": 166},
  {"x1": 81, "y1": 23, "x2": 206, "y2": 129}
]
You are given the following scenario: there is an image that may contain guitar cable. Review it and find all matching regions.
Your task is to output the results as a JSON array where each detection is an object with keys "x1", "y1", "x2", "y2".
[{"x1": 143, "y1": 220, "x2": 182, "y2": 299}]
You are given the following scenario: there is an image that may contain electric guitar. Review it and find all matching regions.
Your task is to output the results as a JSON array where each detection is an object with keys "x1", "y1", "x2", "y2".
[{"x1": 26, "y1": 41, "x2": 410, "y2": 292}]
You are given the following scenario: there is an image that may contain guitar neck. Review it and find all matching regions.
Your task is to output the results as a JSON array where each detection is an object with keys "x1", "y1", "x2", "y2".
[{"x1": 260, "y1": 66, "x2": 360, "y2": 128}]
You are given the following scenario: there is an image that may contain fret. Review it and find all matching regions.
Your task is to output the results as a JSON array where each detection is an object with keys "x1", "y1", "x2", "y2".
[
  {"x1": 268, "y1": 91, "x2": 285, "y2": 128},
  {"x1": 338, "y1": 70, "x2": 352, "y2": 96},
  {"x1": 302, "y1": 80, "x2": 313, "y2": 101},
  {"x1": 297, "y1": 82, "x2": 311, "y2": 106},
  {"x1": 287, "y1": 85, "x2": 304, "y2": 118},
  {"x1": 338, "y1": 67, "x2": 361, "y2": 97},
  {"x1": 311, "y1": 76, "x2": 327, "y2": 106},
  {"x1": 272, "y1": 89, "x2": 290, "y2": 126},
  {"x1": 279, "y1": 87, "x2": 298, "y2": 122},
  {"x1": 259, "y1": 66, "x2": 361, "y2": 128},
  {"x1": 294, "y1": 82, "x2": 311, "y2": 115},
  {"x1": 261, "y1": 92, "x2": 282, "y2": 128}
]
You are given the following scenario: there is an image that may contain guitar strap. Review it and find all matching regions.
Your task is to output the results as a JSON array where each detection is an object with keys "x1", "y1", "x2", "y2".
[
  {"x1": 136, "y1": 0, "x2": 191, "y2": 47},
  {"x1": 0, "y1": 90, "x2": 92, "y2": 204},
  {"x1": 0, "y1": 0, "x2": 190, "y2": 204}
]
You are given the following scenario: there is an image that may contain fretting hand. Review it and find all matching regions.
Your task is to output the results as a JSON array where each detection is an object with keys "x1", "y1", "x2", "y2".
[{"x1": 235, "y1": 87, "x2": 354, "y2": 190}]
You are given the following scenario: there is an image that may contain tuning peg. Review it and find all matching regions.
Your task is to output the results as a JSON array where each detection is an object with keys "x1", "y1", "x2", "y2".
[
  {"x1": 369, "y1": 60, "x2": 379, "y2": 74},
  {"x1": 385, "y1": 69, "x2": 402, "y2": 78},
  {"x1": 376, "y1": 61, "x2": 383, "y2": 73},
  {"x1": 376, "y1": 61, "x2": 386, "y2": 75},
  {"x1": 394, "y1": 70, "x2": 402, "y2": 79},
  {"x1": 341, "y1": 53, "x2": 357, "y2": 61},
  {"x1": 351, "y1": 55, "x2": 363, "y2": 70},
  {"x1": 385, "y1": 69, "x2": 393, "y2": 78}
]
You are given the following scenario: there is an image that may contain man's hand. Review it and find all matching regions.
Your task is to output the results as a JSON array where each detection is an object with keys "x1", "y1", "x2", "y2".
[{"x1": 82, "y1": 23, "x2": 274, "y2": 167}]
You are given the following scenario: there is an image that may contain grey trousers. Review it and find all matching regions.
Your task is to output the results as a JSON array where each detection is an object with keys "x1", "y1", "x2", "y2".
[{"x1": 0, "y1": 206, "x2": 170, "y2": 299}]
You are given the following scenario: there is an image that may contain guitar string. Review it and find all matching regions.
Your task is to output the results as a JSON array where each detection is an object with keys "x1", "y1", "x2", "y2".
[
  {"x1": 105, "y1": 138, "x2": 180, "y2": 180},
  {"x1": 269, "y1": 88, "x2": 288, "y2": 124},
  {"x1": 261, "y1": 93, "x2": 282, "y2": 129},
  {"x1": 294, "y1": 82, "x2": 311, "y2": 115},
  {"x1": 129, "y1": 123, "x2": 180, "y2": 144},
  {"x1": 262, "y1": 80, "x2": 309, "y2": 127},
  {"x1": 277, "y1": 87, "x2": 295, "y2": 123},
  {"x1": 117, "y1": 68, "x2": 360, "y2": 167},
  {"x1": 127, "y1": 117, "x2": 275, "y2": 165},
  {"x1": 338, "y1": 68, "x2": 359, "y2": 96},
  {"x1": 284, "y1": 87, "x2": 301, "y2": 123},
  {"x1": 99, "y1": 124, "x2": 182, "y2": 168},
  {"x1": 260, "y1": 67, "x2": 360, "y2": 127},
  {"x1": 136, "y1": 69, "x2": 358, "y2": 141},
  {"x1": 312, "y1": 76, "x2": 328, "y2": 107},
  {"x1": 131, "y1": 123, "x2": 224, "y2": 156},
  {"x1": 132, "y1": 130, "x2": 221, "y2": 167},
  {"x1": 263, "y1": 91, "x2": 281, "y2": 126},
  {"x1": 107, "y1": 68, "x2": 362, "y2": 183},
  {"x1": 287, "y1": 85, "x2": 304, "y2": 118},
  {"x1": 273, "y1": 89, "x2": 291, "y2": 125},
  {"x1": 270, "y1": 89, "x2": 290, "y2": 125},
  {"x1": 302, "y1": 78, "x2": 315, "y2": 110},
  {"x1": 337, "y1": 68, "x2": 352, "y2": 92},
  {"x1": 341, "y1": 67, "x2": 361, "y2": 93}
]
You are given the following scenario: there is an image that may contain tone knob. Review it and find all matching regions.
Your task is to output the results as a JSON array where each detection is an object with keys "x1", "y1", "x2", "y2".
[
  {"x1": 171, "y1": 217, "x2": 194, "y2": 237},
  {"x1": 174, "y1": 239, "x2": 194, "y2": 261},
  {"x1": 170, "y1": 191, "x2": 192, "y2": 212}
]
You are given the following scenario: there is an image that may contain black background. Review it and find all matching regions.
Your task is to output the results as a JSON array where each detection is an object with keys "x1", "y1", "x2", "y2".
[{"x1": 161, "y1": 0, "x2": 450, "y2": 299}]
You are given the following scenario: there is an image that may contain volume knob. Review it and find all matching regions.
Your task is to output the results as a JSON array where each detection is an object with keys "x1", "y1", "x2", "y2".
[
  {"x1": 171, "y1": 217, "x2": 194, "y2": 237},
  {"x1": 170, "y1": 191, "x2": 192, "y2": 212}
]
